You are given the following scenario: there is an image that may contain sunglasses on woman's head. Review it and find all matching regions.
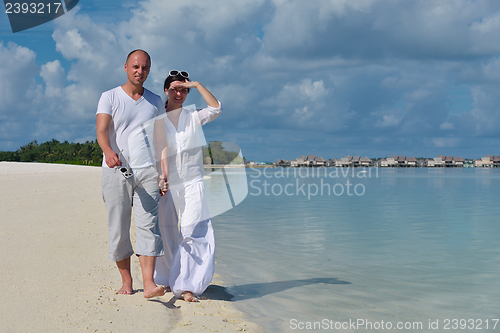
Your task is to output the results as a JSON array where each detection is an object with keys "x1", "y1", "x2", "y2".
[{"x1": 169, "y1": 70, "x2": 189, "y2": 78}]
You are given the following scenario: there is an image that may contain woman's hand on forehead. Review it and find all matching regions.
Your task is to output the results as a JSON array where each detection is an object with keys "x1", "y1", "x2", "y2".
[
  {"x1": 170, "y1": 80, "x2": 198, "y2": 89},
  {"x1": 170, "y1": 79, "x2": 188, "y2": 86}
]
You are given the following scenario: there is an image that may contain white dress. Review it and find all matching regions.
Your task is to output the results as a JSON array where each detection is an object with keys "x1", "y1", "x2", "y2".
[{"x1": 153, "y1": 103, "x2": 221, "y2": 298}]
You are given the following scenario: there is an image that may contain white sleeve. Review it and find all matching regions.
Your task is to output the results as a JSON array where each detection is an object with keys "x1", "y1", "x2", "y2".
[
  {"x1": 197, "y1": 101, "x2": 222, "y2": 126},
  {"x1": 96, "y1": 92, "x2": 113, "y2": 116}
]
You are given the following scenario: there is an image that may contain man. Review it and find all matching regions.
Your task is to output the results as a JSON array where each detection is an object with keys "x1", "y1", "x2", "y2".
[{"x1": 96, "y1": 49, "x2": 165, "y2": 298}]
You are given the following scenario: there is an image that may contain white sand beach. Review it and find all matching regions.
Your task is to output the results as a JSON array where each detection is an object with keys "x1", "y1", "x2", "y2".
[{"x1": 0, "y1": 162, "x2": 261, "y2": 333}]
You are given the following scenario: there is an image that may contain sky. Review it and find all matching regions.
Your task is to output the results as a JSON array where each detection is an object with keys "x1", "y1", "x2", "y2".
[{"x1": 1, "y1": 0, "x2": 500, "y2": 162}]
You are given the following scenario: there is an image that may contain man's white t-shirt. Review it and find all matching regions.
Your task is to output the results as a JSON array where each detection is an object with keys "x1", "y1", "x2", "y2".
[{"x1": 96, "y1": 86, "x2": 164, "y2": 169}]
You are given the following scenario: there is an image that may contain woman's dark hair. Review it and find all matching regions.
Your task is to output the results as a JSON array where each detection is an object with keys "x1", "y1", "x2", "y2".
[{"x1": 164, "y1": 74, "x2": 190, "y2": 108}]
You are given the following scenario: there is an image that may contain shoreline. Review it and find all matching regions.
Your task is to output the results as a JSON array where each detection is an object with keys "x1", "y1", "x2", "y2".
[{"x1": 0, "y1": 162, "x2": 262, "y2": 332}]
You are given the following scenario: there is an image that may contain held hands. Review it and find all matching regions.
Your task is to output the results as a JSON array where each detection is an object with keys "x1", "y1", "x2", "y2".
[{"x1": 159, "y1": 174, "x2": 169, "y2": 196}]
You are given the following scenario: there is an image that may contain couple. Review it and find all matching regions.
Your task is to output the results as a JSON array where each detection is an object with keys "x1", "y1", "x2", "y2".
[{"x1": 96, "y1": 49, "x2": 220, "y2": 302}]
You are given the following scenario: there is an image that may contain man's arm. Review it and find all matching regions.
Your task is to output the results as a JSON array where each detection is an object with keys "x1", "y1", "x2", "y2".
[{"x1": 96, "y1": 113, "x2": 122, "y2": 168}]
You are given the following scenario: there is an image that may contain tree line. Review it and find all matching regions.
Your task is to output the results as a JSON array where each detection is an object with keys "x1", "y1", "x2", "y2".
[
  {"x1": 0, "y1": 139, "x2": 243, "y2": 166},
  {"x1": 203, "y1": 141, "x2": 244, "y2": 165},
  {"x1": 0, "y1": 139, "x2": 104, "y2": 166}
]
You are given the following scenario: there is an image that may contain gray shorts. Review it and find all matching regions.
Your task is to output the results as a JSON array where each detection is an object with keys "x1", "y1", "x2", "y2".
[{"x1": 101, "y1": 166, "x2": 163, "y2": 261}]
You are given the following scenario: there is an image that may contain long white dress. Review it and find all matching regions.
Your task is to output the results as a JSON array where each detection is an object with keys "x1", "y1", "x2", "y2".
[{"x1": 153, "y1": 103, "x2": 221, "y2": 298}]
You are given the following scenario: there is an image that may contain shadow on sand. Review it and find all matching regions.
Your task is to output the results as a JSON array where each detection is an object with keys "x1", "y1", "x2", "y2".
[{"x1": 202, "y1": 277, "x2": 351, "y2": 301}]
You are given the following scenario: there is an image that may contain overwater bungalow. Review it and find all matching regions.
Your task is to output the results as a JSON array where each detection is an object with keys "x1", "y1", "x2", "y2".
[
  {"x1": 380, "y1": 156, "x2": 397, "y2": 167},
  {"x1": 454, "y1": 156, "x2": 465, "y2": 167},
  {"x1": 493, "y1": 156, "x2": 500, "y2": 167},
  {"x1": 275, "y1": 159, "x2": 290, "y2": 167},
  {"x1": 296, "y1": 156, "x2": 307, "y2": 167},
  {"x1": 406, "y1": 156, "x2": 417, "y2": 167},
  {"x1": 481, "y1": 155, "x2": 493, "y2": 167},
  {"x1": 433, "y1": 156, "x2": 445, "y2": 167},
  {"x1": 476, "y1": 155, "x2": 500, "y2": 167},
  {"x1": 350, "y1": 156, "x2": 361, "y2": 167},
  {"x1": 314, "y1": 156, "x2": 326, "y2": 166},
  {"x1": 360, "y1": 156, "x2": 373, "y2": 167},
  {"x1": 395, "y1": 156, "x2": 406, "y2": 167},
  {"x1": 325, "y1": 159, "x2": 335, "y2": 167},
  {"x1": 304, "y1": 154, "x2": 314, "y2": 166}
]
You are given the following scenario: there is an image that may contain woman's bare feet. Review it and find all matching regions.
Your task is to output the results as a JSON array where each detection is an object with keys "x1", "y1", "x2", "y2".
[{"x1": 182, "y1": 291, "x2": 199, "y2": 302}]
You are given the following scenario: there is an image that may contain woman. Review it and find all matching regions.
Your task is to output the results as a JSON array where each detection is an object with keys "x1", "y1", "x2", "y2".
[{"x1": 153, "y1": 70, "x2": 221, "y2": 302}]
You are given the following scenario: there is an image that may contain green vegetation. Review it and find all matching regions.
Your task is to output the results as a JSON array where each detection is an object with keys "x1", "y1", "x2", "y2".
[
  {"x1": 0, "y1": 139, "x2": 103, "y2": 166},
  {"x1": 0, "y1": 139, "x2": 245, "y2": 167},
  {"x1": 207, "y1": 141, "x2": 243, "y2": 165},
  {"x1": 203, "y1": 141, "x2": 243, "y2": 165}
]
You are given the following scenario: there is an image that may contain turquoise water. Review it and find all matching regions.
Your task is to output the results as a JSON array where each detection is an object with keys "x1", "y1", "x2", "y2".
[{"x1": 210, "y1": 168, "x2": 500, "y2": 332}]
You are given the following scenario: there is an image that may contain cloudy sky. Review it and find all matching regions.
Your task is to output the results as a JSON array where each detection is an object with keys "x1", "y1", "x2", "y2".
[{"x1": 1, "y1": 0, "x2": 500, "y2": 161}]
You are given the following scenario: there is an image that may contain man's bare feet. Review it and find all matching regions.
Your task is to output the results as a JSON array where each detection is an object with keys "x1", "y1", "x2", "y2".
[
  {"x1": 182, "y1": 291, "x2": 199, "y2": 302},
  {"x1": 144, "y1": 285, "x2": 166, "y2": 298},
  {"x1": 116, "y1": 258, "x2": 133, "y2": 295},
  {"x1": 116, "y1": 282, "x2": 134, "y2": 295}
]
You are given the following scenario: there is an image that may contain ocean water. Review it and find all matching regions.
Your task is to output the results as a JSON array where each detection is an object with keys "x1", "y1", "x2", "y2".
[{"x1": 208, "y1": 167, "x2": 500, "y2": 332}]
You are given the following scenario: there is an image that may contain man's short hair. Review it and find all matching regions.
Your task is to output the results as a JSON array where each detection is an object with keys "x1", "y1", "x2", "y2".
[{"x1": 126, "y1": 49, "x2": 151, "y2": 66}]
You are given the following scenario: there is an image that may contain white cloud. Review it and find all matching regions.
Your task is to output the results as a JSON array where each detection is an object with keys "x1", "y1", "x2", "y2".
[
  {"x1": 268, "y1": 79, "x2": 329, "y2": 107},
  {"x1": 431, "y1": 137, "x2": 460, "y2": 148},
  {"x1": 470, "y1": 10, "x2": 500, "y2": 34},
  {"x1": 49, "y1": 9, "x2": 125, "y2": 123},
  {"x1": 40, "y1": 60, "x2": 66, "y2": 98},
  {"x1": 480, "y1": 57, "x2": 500, "y2": 82},
  {"x1": 439, "y1": 121, "x2": 455, "y2": 130},
  {"x1": 286, "y1": 79, "x2": 329, "y2": 102},
  {"x1": 372, "y1": 109, "x2": 403, "y2": 128},
  {"x1": 448, "y1": 84, "x2": 500, "y2": 136},
  {"x1": 263, "y1": 0, "x2": 375, "y2": 55},
  {"x1": 0, "y1": 42, "x2": 38, "y2": 110},
  {"x1": 0, "y1": 42, "x2": 40, "y2": 145}
]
